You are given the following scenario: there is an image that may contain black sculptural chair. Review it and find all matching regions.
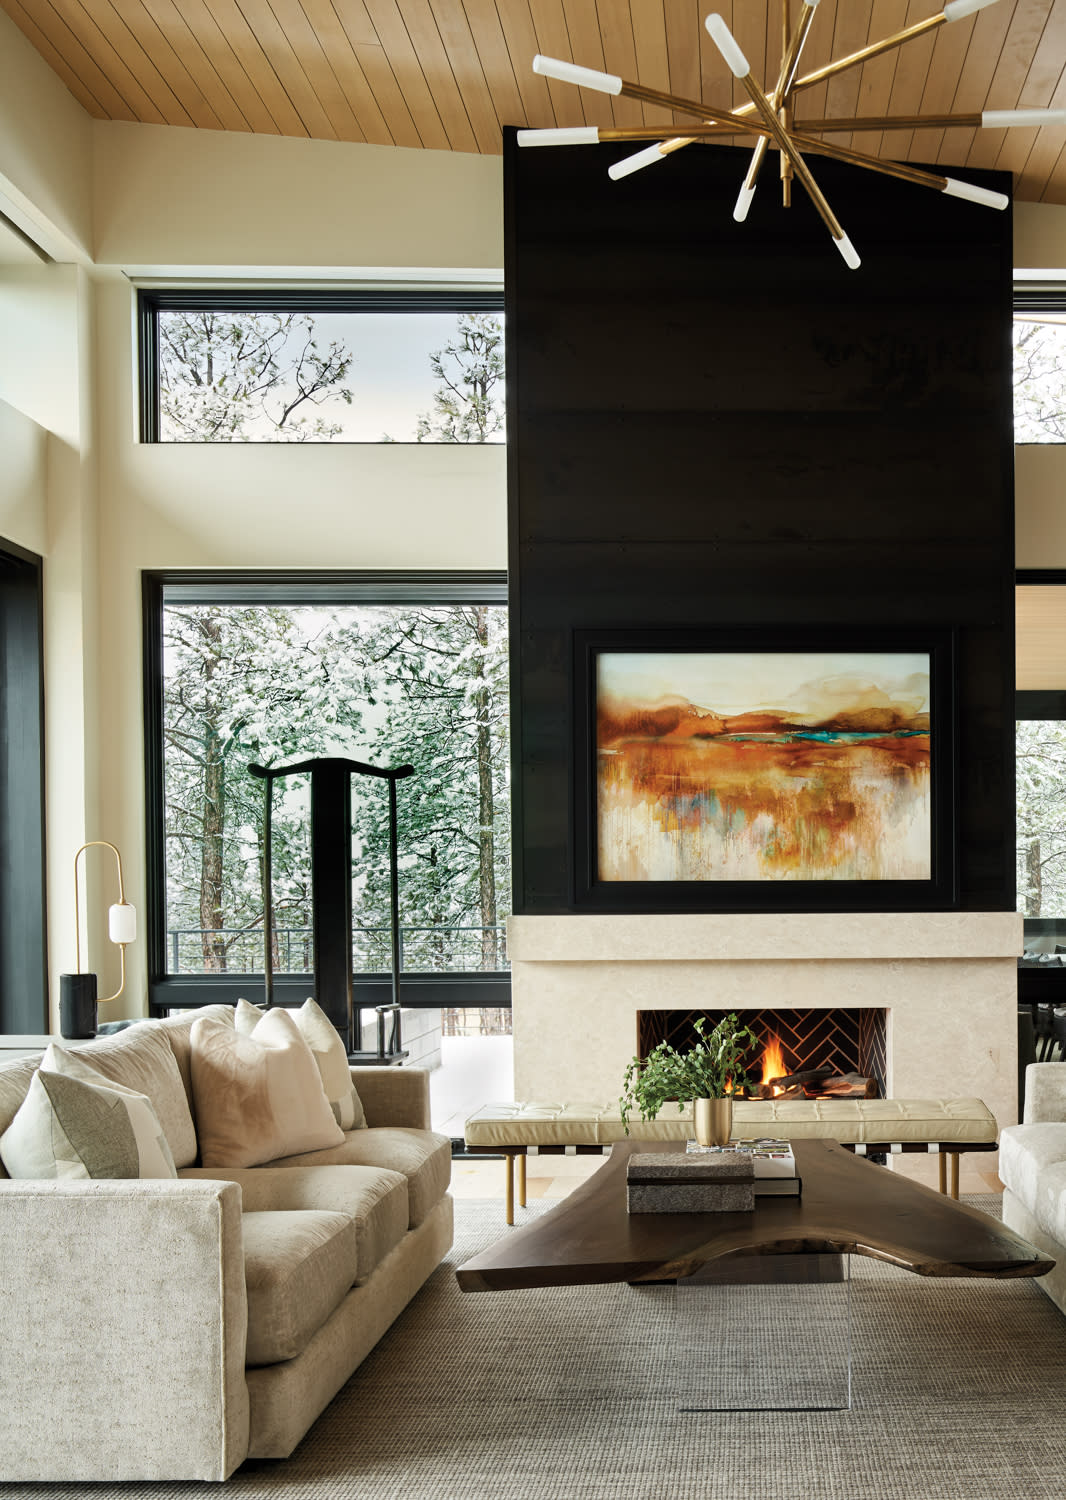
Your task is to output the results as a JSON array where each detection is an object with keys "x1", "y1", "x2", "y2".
[{"x1": 248, "y1": 756, "x2": 414, "y2": 1063}]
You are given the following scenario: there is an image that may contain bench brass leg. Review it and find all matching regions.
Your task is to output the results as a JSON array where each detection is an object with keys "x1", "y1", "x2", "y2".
[
  {"x1": 517, "y1": 1151, "x2": 527, "y2": 1208},
  {"x1": 505, "y1": 1154, "x2": 514, "y2": 1226},
  {"x1": 938, "y1": 1155, "x2": 947, "y2": 1195},
  {"x1": 950, "y1": 1152, "x2": 959, "y2": 1200}
]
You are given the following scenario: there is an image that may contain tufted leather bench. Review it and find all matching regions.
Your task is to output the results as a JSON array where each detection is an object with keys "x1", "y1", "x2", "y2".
[{"x1": 465, "y1": 1097, "x2": 999, "y2": 1223}]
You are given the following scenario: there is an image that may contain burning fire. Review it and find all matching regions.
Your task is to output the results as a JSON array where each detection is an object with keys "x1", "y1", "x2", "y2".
[{"x1": 760, "y1": 1034, "x2": 787, "y2": 1096}]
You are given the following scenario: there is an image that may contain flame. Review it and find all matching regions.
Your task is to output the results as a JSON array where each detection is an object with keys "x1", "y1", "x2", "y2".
[{"x1": 761, "y1": 1033, "x2": 787, "y2": 1095}]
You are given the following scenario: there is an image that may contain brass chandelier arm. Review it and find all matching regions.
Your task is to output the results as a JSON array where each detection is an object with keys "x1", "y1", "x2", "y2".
[
  {"x1": 791, "y1": 132, "x2": 950, "y2": 191},
  {"x1": 789, "y1": 12, "x2": 947, "y2": 93},
  {"x1": 742, "y1": 1, "x2": 820, "y2": 202},
  {"x1": 739, "y1": 71, "x2": 846, "y2": 243},
  {"x1": 615, "y1": 78, "x2": 756, "y2": 128},
  {"x1": 796, "y1": 113, "x2": 985, "y2": 132}
]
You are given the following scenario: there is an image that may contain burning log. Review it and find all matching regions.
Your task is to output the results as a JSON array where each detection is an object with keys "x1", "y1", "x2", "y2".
[
  {"x1": 752, "y1": 1069, "x2": 877, "y2": 1100},
  {"x1": 818, "y1": 1072, "x2": 878, "y2": 1098}
]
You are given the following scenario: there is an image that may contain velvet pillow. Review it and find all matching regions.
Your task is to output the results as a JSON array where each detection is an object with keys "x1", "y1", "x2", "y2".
[
  {"x1": 235, "y1": 998, "x2": 366, "y2": 1130},
  {"x1": 0, "y1": 1044, "x2": 177, "y2": 1180},
  {"x1": 190, "y1": 1007, "x2": 345, "y2": 1168}
]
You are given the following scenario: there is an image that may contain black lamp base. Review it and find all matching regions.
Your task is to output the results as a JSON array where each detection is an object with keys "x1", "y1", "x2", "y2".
[{"x1": 60, "y1": 973, "x2": 98, "y2": 1039}]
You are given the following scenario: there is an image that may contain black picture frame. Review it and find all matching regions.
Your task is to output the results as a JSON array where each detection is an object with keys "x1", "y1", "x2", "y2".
[{"x1": 572, "y1": 626, "x2": 958, "y2": 914}]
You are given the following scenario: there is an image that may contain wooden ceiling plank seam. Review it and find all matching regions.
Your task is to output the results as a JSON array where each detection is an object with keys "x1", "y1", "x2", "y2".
[
  {"x1": 423, "y1": 0, "x2": 502, "y2": 151},
  {"x1": 1012, "y1": 58, "x2": 1066, "y2": 197},
  {"x1": 166, "y1": 0, "x2": 283, "y2": 132},
  {"x1": 935, "y1": 0, "x2": 1014, "y2": 169},
  {"x1": 391, "y1": 0, "x2": 481, "y2": 152},
  {"x1": 880, "y1": 0, "x2": 941, "y2": 169},
  {"x1": 907, "y1": 1, "x2": 979, "y2": 168},
  {"x1": 259, "y1": 0, "x2": 366, "y2": 141},
  {"x1": 296, "y1": 0, "x2": 395, "y2": 143},
  {"x1": 200, "y1": 0, "x2": 310, "y2": 135},
  {"x1": 966, "y1": 0, "x2": 1053, "y2": 168},
  {"x1": 1, "y1": 0, "x2": 130, "y2": 118},
  {"x1": 98, "y1": 0, "x2": 223, "y2": 128},
  {"x1": 628, "y1": 0, "x2": 672, "y2": 129},
  {"x1": 47, "y1": 0, "x2": 179, "y2": 123},
  {"x1": 561, "y1": 0, "x2": 615, "y2": 128},
  {"x1": 849, "y1": 0, "x2": 909, "y2": 162},
  {"x1": 493, "y1": 0, "x2": 559, "y2": 126},
  {"x1": 995, "y1": 5, "x2": 1066, "y2": 185},
  {"x1": 592, "y1": 0, "x2": 642, "y2": 129},
  {"x1": 664, "y1": 0, "x2": 701, "y2": 133},
  {"x1": 360, "y1": 0, "x2": 454, "y2": 148},
  {"x1": 791, "y1": 0, "x2": 835, "y2": 132},
  {"x1": 134, "y1": 0, "x2": 255, "y2": 131},
  {"x1": 824, "y1": 0, "x2": 875, "y2": 157},
  {"x1": 525, "y1": 0, "x2": 586, "y2": 127},
  {"x1": 328, "y1": 0, "x2": 425, "y2": 146},
  {"x1": 458, "y1": 0, "x2": 529, "y2": 130},
  {"x1": 229, "y1": 0, "x2": 340, "y2": 137}
]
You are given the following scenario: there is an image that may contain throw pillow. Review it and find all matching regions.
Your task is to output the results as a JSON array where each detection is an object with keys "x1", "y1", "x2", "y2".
[
  {"x1": 294, "y1": 998, "x2": 367, "y2": 1131},
  {"x1": 234, "y1": 998, "x2": 366, "y2": 1130},
  {"x1": 0, "y1": 1046, "x2": 177, "y2": 1180},
  {"x1": 190, "y1": 1007, "x2": 345, "y2": 1168}
]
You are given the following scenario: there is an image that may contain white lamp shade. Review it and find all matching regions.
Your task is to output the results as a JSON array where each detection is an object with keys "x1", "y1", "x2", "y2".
[
  {"x1": 943, "y1": 0, "x2": 1000, "y2": 20},
  {"x1": 705, "y1": 15, "x2": 750, "y2": 79},
  {"x1": 109, "y1": 901, "x2": 137, "y2": 945},
  {"x1": 532, "y1": 55, "x2": 622, "y2": 95}
]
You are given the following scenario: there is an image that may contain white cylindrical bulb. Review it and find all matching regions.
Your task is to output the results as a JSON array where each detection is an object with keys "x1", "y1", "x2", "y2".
[
  {"x1": 834, "y1": 233, "x2": 861, "y2": 270},
  {"x1": 943, "y1": 0, "x2": 1000, "y2": 20},
  {"x1": 608, "y1": 144, "x2": 668, "y2": 179},
  {"x1": 734, "y1": 182, "x2": 756, "y2": 222},
  {"x1": 109, "y1": 901, "x2": 137, "y2": 945},
  {"x1": 704, "y1": 15, "x2": 750, "y2": 78},
  {"x1": 532, "y1": 55, "x2": 623, "y2": 95},
  {"x1": 516, "y1": 127, "x2": 601, "y2": 147},
  {"x1": 982, "y1": 108, "x2": 1066, "y2": 128},
  {"x1": 942, "y1": 177, "x2": 1009, "y2": 210}
]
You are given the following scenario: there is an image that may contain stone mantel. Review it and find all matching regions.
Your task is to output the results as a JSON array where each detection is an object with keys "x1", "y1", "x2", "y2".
[
  {"x1": 507, "y1": 911, "x2": 1022, "y2": 1176},
  {"x1": 508, "y1": 913, "x2": 1023, "y2": 965}
]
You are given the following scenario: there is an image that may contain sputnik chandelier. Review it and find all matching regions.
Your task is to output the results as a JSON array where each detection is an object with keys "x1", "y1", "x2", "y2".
[{"x1": 517, "y1": 0, "x2": 1066, "y2": 269}]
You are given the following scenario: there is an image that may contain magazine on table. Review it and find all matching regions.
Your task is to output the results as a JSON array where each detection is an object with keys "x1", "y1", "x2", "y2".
[{"x1": 686, "y1": 1137, "x2": 800, "y2": 1194}]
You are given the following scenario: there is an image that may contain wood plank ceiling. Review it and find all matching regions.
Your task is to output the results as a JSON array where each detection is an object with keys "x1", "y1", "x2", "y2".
[{"x1": 4, "y1": 0, "x2": 1066, "y2": 204}]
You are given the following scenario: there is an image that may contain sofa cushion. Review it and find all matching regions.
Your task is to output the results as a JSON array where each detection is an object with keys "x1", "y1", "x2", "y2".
[
  {"x1": 179, "y1": 1163, "x2": 408, "y2": 1283},
  {"x1": 236, "y1": 999, "x2": 366, "y2": 1131},
  {"x1": 999, "y1": 1122, "x2": 1066, "y2": 1209},
  {"x1": 154, "y1": 1004, "x2": 237, "y2": 1112},
  {"x1": 241, "y1": 1210, "x2": 359, "y2": 1366},
  {"x1": 60, "y1": 1023, "x2": 199, "y2": 1169},
  {"x1": 190, "y1": 1009, "x2": 344, "y2": 1168},
  {"x1": 0, "y1": 1067, "x2": 177, "y2": 1180},
  {"x1": 265, "y1": 1127, "x2": 451, "y2": 1228}
]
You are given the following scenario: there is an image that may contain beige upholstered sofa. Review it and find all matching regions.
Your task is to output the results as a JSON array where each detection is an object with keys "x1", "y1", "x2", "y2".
[
  {"x1": 0, "y1": 1006, "x2": 453, "y2": 1482},
  {"x1": 999, "y1": 1062, "x2": 1066, "y2": 1317}
]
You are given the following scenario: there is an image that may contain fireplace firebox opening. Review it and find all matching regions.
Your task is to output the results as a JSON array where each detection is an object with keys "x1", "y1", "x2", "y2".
[{"x1": 637, "y1": 1008, "x2": 887, "y2": 1100}]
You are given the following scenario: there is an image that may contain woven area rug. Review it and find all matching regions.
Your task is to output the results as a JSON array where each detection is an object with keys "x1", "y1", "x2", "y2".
[{"x1": 5, "y1": 1192, "x2": 1066, "y2": 1500}]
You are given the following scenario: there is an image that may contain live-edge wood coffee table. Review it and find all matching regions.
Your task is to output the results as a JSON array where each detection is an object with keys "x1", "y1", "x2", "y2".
[{"x1": 456, "y1": 1137, "x2": 1053, "y2": 1293}]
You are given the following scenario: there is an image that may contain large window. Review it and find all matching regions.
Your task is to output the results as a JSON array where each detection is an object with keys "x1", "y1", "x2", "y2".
[
  {"x1": 1017, "y1": 571, "x2": 1066, "y2": 953},
  {"x1": 1014, "y1": 286, "x2": 1066, "y2": 443},
  {"x1": 144, "y1": 574, "x2": 511, "y2": 1131},
  {"x1": 139, "y1": 291, "x2": 504, "y2": 444}
]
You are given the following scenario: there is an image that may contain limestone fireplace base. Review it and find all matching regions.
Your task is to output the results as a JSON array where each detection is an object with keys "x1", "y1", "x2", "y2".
[{"x1": 508, "y1": 912, "x2": 1022, "y2": 1182}]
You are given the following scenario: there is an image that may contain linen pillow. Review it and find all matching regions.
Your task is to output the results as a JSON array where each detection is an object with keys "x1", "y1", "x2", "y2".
[
  {"x1": 234, "y1": 998, "x2": 366, "y2": 1130},
  {"x1": 294, "y1": 998, "x2": 367, "y2": 1131},
  {"x1": 190, "y1": 1007, "x2": 345, "y2": 1169},
  {"x1": 0, "y1": 1046, "x2": 177, "y2": 1180}
]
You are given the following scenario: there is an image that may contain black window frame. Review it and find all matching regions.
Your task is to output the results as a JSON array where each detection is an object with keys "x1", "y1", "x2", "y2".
[
  {"x1": 137, "y1": 288, "x2": 505, "y2": 444},
  {"x1": 1014, "y1": 281, "x2": 1066, "y2": 446},
  {"x1": 143, "y1": 569, "x2": 511, "y2": 1016},
  {"x1": 0, "y1": 536, "x2": 47, "y2": 1032}
]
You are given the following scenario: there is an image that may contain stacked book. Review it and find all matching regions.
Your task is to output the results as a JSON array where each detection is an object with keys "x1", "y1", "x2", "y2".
[
  {"x1": 687, "y1": 1138, "x2": 801, "y2": 1197},
  {"x1": 626, "y1": 1138, "x2": 801, "y2": 1214}
]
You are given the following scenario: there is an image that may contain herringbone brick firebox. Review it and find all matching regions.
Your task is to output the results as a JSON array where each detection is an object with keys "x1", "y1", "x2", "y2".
[{"x1": 637, "y1": 1009, "x2": 888, "y2": 1097}]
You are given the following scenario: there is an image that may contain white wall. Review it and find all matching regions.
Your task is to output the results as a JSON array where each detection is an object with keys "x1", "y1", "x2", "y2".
[
  {"x1": 0, "y1": 398, "x2": 47, "y2": 556},
  {"x1": 0, "y1": 11, "x2": 91, "y2": 260}
]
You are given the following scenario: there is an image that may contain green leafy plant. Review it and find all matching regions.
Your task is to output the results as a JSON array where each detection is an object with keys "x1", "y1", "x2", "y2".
[{"x1": 619, "y1": 1014, "x2": 760, "y2": 1134}]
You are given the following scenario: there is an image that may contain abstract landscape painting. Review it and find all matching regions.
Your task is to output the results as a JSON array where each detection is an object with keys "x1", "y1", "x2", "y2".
[{"x1": 596, "y1": 651, "x2": 931, "y2": 883}]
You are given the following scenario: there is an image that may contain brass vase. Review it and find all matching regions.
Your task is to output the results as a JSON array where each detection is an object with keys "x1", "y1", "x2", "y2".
[{"x1": 693, "y1": 1096, "x2": 733, "y2": 1148}]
